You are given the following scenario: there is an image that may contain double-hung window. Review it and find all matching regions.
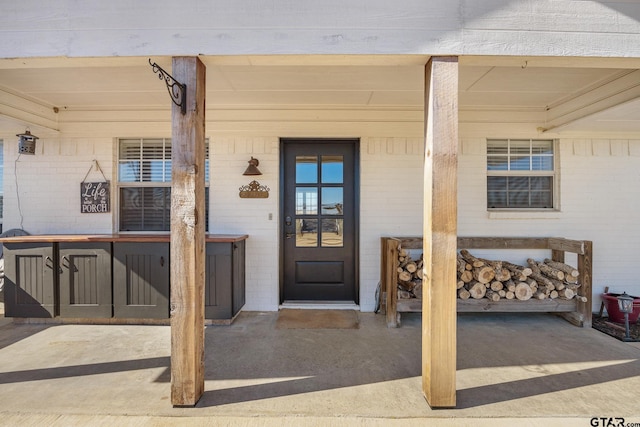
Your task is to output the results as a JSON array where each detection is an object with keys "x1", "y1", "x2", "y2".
[
  {"x1": 487, "y1": 139, "x2": 555, "y2": 209},
  {"x1": 118, "y1": 138, "x2": 209, "y2": 231}
]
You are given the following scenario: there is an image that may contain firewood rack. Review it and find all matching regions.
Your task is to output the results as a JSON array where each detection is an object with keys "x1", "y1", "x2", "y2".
[{"x1": 380, "y1": 236, "x2": 592, "y2": 328}]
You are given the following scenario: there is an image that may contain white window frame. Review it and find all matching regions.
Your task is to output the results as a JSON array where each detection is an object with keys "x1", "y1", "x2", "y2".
[
  {"x1": 486, "y1": 138, "x2": 558, "y2": 211},
  {"x1": 117, "y1": 137, "x2": 209, "y2": 232}
]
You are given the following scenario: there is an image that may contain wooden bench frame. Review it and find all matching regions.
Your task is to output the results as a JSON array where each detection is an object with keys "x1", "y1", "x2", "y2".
[{"x1": 381, "y1": 236, "x2": 593, "y2": 328}]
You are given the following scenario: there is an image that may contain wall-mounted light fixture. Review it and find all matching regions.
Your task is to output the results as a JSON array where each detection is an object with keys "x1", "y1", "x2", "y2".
[
  {"x1": 243, "y1": 157, "x2": 262, "y2": 176},
  {"x1": 17, "y1": 129, "x2": 39, "y2": 155}
]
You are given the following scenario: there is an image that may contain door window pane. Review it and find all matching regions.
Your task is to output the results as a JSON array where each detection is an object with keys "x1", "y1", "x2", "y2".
[
  {"x1": 321, "y1": 188, "x2": 343, "y2": 215},
  {"x1": 296, "y1": 156, "x2": 317, "y2": 184},
  {"x1": 295, "y1": 187, "x2": 318, "y2": 215},
  {"x1": 321, "y1": 219, "x2": 343, "y2": 247},
  {"x1": 321, "y1": 156, "x2": 343, "y2": 183},
  {"x1": 296, "y1": 219, "x2": 318, "y2": 247}
]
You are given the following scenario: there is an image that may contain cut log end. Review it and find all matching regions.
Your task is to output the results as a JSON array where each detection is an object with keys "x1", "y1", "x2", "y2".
[
  {"x1": 454, "y1": 250, "x2": 584, "y2": 307},
  {"x1": 514, "y1": 283, "x2": 533, "y2": 301},
  {"x1": 466, "y1": 281, "x2": 487, "y2": 299}
]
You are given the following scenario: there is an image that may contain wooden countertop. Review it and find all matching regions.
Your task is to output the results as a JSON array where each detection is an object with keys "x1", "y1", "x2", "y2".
[{"x1": 0, "y1": 234, "x2": 249, "y2": 243}]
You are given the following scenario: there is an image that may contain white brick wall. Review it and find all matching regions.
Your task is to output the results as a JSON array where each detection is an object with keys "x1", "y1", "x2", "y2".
[
  {"x1": 208, "y1": 136, "x2": 426, "y2": 312},
  {"x1": 360, "y1": 137, "x2": 424, "y2": 311},
  {"x1": 3, "y1": 132, "x2": 639, "y2": 313},
  {"x1": 209, "y1": 136, "x2": 280, "y2": 311},
  {"x1": 458, "y1": 137, "x2": 640, "y2": 311},
  {"x1": 3, "y1": 136, "x2": 114, "y2": 234}
]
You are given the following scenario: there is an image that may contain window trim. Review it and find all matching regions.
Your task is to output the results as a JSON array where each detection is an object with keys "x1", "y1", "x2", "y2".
[
  {"x1": 486, "y1": 138, "x2": 559, "y2": 211},
  {"x1": 116, "y1": 137, "x2": 209, "y2": 233}
]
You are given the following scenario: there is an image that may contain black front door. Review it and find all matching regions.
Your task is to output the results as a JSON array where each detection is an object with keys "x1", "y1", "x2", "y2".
[{"x1": 281, "y1": 139, "x2": 358, "y2": 302}]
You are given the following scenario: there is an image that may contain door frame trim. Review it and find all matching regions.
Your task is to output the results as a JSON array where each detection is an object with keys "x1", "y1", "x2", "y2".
[{"x1": 278, "y1": 137, "x2": 360, "y2": 305}]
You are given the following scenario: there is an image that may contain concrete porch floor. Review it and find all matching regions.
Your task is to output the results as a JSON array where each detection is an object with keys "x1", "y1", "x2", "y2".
[{"x1": 0, "y1": 306, "x2": 639, "y2": 426}]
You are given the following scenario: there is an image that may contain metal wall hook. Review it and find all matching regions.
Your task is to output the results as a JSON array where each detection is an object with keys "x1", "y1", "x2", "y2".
[{"x1": 149, "y1": 58, "x2": 187, "y2": 115}]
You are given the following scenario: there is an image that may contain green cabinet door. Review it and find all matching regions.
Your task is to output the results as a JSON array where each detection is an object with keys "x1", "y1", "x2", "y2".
[
  {"x1": 58, "y1": 242, "x2": 112, "y2": 318},
  {"x1": 3, "y1": 242, "x2": 56, "y2": 318},
  {"x1": 205, "y1": 242, "x2": 232, "y2": 319},
  {"x1": 205, "y1": 241, "x2": 246, "y2": 320},
  {"x1": 113, "y1": 242, "x2": 169, "y2": 319}
]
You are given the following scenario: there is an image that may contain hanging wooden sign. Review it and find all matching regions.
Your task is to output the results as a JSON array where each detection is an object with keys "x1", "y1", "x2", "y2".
[
  {"x1": 81, "y1": 181, "x2": 111, "y2": 213},
  {"x1": 80, "y1": 160, "x2": 110, "y2": 213}
]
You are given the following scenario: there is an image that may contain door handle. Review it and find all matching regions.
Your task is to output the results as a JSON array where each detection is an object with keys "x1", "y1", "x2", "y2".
[
  {"x1": 45, "y1": 256, "x2": 63, "y2": 273},
  {"x1": 61, "y1": 256, "x2": 78, "y2": 272},
  {"x1": 285, "y1": 216, "x2": 295, "y2": 239}
]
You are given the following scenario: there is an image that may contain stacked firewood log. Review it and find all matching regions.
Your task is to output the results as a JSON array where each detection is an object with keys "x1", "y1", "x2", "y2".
[
  {"x1": 455, "y1": 249, "x2": 586, "y2": 302},
  {"x1": 395, "y1": 248, "x2": 425, "y2": 299},
  {"x1": 396, "y1": 247, "x2": 587, "y2": 303}
]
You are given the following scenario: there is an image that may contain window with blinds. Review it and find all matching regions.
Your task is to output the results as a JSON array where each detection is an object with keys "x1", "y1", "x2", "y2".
[
  {"x1": 487, "y1": 139, "x2": 555, "y2": 209},
  {"x1": 118, "y1": 138, "x2": 209, "y2": 231}
]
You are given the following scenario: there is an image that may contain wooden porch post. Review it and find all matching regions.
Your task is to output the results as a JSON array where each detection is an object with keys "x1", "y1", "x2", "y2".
[
  {"x1": 422, "y1": 56, "x2": 458, "y2": 408},
  {"x1": 170, "y1": 56, "x2": 206, "y2": 407}
]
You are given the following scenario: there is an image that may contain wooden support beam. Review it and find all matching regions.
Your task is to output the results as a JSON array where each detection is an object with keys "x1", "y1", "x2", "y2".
[
  {"x1": 457, "y1": 236, "x2": 549, "y2": 250},
  {"x1": 422, "y1": 56, "x2": 458, "y2": 409},
  {"x1": 577, "y1": 240, "x2": 593, "y2": 328},
  {"x1": 385, "y1": 238, "x2": 400, "y2": 327},
  {"x1": 548, "y1": 237, "x2": 586, "y2": 255},
  {"x1": 170, "y1": 56, "x2": 206, "y2": 407}
]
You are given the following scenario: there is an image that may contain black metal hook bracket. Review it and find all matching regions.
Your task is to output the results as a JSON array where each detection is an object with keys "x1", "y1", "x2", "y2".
[{"x1": 149, "y1": 58, "x2": 187, "y2": 115}]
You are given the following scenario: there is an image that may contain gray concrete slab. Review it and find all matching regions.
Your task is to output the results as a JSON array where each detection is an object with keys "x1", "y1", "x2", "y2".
[{"x1": 0, "y1": 309, "x2": 639, "y2": 426}]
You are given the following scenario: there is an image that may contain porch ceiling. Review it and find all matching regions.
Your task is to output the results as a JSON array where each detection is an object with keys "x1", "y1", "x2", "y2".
[{"x1": 0, "y1": 55, "x2": 639, "y2": 135}]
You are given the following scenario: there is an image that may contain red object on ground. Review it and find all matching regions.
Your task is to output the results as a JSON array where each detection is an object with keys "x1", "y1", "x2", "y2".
[{"x1": 601, "y1": 293, "x2": 640, "y2": 324}]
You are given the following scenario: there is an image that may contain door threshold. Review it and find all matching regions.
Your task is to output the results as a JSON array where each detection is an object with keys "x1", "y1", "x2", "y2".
[{"x1": 280, "y1": 301, "x2": 360, "y2": 311}]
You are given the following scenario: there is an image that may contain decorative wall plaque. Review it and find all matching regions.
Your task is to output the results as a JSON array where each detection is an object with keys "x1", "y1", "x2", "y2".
[
  {"x1": 80, "y1": 160, "x2": 110, "y2": 213},
  {"x1": 81, "y1": 181, "x2": 111, "y2": 213},
  {"x1": 239, "y1": 180, "x2": 270, "y2": 198}
]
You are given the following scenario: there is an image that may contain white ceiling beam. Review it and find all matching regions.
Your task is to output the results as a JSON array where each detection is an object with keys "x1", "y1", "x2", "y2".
[
  {"x1": 461, "y1": 56, "x2": 640, "y2": 69},
  {"x1": 0, "y1": 55, "x2": 431, "y2": 70},
  {"x1": 542, "y1": 69, "x2": 640, "y2": 132},
  {"x1": 0, "y1": 87, "x2": 59, "y2": 131},
  {"x1": 2, "y1": 55, "x2": 637, "y2": 70}
]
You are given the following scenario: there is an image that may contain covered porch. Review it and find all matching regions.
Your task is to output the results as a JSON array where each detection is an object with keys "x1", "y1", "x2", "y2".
[
  {"x1": 2, "y1": 54, "x2": 640, "y2": 408},
  {"x1": 0, "y1": 309, "x2": 639, "y2": 425}
]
